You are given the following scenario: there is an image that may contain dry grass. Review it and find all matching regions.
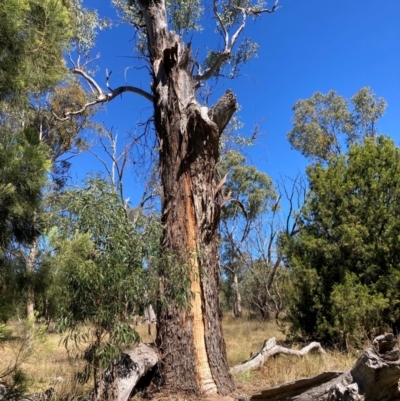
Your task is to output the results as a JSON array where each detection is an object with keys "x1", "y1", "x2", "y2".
[
  {"x1": 0, "y1": 317, "x2": 359, "y2": 399},
  {"x1": 0, "y1": 322, "x2": 87, "y2": 399},
  {"x1": 223, "y1": 313, "x2": 285, "y2": 367},
  {"x1": 233, "y1": 346, "x2": 356, "y2": 396},
  {"x1": 222, "y1": 312, "x2": 357, "y2": 395}
]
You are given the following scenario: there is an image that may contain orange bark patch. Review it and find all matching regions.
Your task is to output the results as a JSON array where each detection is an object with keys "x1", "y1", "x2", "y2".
[{"x1": 184, "y1": 172, "x2": 217, "y2": 395}]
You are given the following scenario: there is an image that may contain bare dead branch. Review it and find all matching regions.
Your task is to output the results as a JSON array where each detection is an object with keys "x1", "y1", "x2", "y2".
[
  {"x1": 208, "y1": 89, "x2": 238, "y2": 134},
  {"x1": 53, "y1": 69, "x2": 154, "y2": 121},
  {"x1": 230, "y1": 10, "x2": 247, "y2": 50},
  {"x1": 193, "y1": 52, "x2": 230, "y2": 81},
  {"x1": 73, "y1": 68, "x2": 104, "y2": 95},
  {"x1": 220, "y1": 190, "x2": 232, "y2": 207},
  {"x1": 213, "y1": 0, "x2": 229, "y2": 51},
  {"x1": 231, "y1": 337, "x2": 325, "y2": 375},
  {"x1": 245, "y1": 0, "x2": 281, "y2": 16}
]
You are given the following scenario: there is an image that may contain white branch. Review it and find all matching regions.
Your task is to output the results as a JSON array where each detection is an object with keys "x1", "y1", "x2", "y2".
[
  {"x1": 213, "y1": 0, "x2": 229, "y2": 51},
  {"x1": 230, "y1": 337, "x2": 326, "y2": 375},
  {"x1": 53, "y1": 69, "x2": 154, "y2": 121},
  {"x1": 193, "y1": 51, "x2": 230, "y2": 81},
  {"x1": 73, "y1": 68, "x2": 104, "y2": 96},
  {"x1": 230, "y1": 10, "x2": 247, "y2": 50}
]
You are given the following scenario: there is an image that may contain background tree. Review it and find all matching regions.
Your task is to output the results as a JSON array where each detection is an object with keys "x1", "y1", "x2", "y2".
[
  {"x1": 0, "y1": 0, "x2": 72, "y2": 100},
  {"x1": 0, "y1": 0, "x2": 98, "y2": 322},
  {"x1": 239, "y1": 174, "x2": 304, "y2": 321},
  {"x1": 284, "y1": 136, "x2": 400, "y2": 347},
  {"x1": 218, "y1": 151, "x2": 276, "y2": 318},
  {"x1": 0, "y1": 128, "x2": 50, "y2": 322},
  {"x1": 287, "y1": 87, "x2": 387, "y2": 163},
  {"x1": 0, "y1": 81, "x2": 96, "y2": 322}
]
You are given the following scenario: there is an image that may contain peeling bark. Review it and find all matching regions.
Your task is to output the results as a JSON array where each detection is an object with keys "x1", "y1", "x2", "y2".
[
  {"x1": 231, "y1": 338, "x2": 326, "y2": 375},
  {"x1": 247, "y1": 333, "x2": 400, "y2": 401}
]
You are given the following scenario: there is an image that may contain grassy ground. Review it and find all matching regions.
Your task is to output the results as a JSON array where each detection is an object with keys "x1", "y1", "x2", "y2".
[
  {"x1": 222, "y1": 313, "x2": 356, "y2": 397},
  {"x1": 0, "y1": 316, "x2": 357, "y2": 400}
]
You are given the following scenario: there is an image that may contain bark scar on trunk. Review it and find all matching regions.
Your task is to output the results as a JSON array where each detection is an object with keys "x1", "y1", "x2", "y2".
[
  {"x1": 163, "y1": 43, "x2": 178, "y2": 74},
  {"x1": 184, "y1": 172, "x2": 218, "y2": 395}
]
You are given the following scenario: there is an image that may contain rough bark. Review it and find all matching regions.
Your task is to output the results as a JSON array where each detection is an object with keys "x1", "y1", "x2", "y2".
[
  {"x1": 247, "y1": 333, "x2": 400, "y2": 401},
  {"x1": 138, "y1": 0, "x2": 237, "y2": 395},
  {"x1": 231, "y1": 338, "x2": 326, "y2": 375}
]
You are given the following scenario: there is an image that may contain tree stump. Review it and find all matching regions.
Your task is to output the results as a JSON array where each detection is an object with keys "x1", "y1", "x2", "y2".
[{"x1": 247, "y1": 333, "x2": 400, "y2": 401}]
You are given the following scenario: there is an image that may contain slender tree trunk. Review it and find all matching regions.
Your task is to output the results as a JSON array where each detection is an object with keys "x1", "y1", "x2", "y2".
[
  {"x1": 233, "y1": 271, "x2": 242, "y2": 318},
  {"x1": 138, "y1": 1, "x2": 237, "y2": 395},
  {"x1": 26, "y1": 235, "x2": 39, "y2": 320}
]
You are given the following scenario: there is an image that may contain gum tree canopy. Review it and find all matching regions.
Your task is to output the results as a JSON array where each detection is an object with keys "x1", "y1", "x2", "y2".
[{"x1": 58, "y1": 0, "x2": 280, "y2": 395}]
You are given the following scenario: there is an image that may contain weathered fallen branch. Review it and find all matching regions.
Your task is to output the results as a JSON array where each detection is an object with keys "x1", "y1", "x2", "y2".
[
  {"x1": 0, "y1": 345, "x2": 158, "y2": 401},
  {"x1": 231, "y1": 337, "x2": 326, "y2": 375},
  {"x1": 247, "y1": 333, "x2": 400, "y2": 401},
  {"x1": 89, "y1": 344, "x2": 158, "y2": 401}
]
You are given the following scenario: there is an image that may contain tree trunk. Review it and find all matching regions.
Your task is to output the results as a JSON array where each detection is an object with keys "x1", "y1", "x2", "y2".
[
  {"x1": 138, "y1": 1, "x2": 237, "y2": 395},
  {"x1": 233, "y1": 271, "x2": 242, "y2": 318},
  {"x1": 26, "y1": 235, "x2": 39, "y2": 320}
]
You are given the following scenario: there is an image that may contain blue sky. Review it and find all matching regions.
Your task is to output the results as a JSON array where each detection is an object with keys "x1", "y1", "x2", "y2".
[{"x1": 71, "y1": 0, "x2": 400, "y2": 207}]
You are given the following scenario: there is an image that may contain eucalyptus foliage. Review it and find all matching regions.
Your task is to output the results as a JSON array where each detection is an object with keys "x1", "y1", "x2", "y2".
[
  {"x1": 287, "y1": 87, "x2": 387, "y2": 162},
  {"x1": 218, "y1": 151, "x2": 275, "y2": 221},
  {"x1": 218, "y1": 151, "x2": 279, "y2": 318},
  {"x1": 54, "y1": 179, "x2": 148, "y2": 388}
]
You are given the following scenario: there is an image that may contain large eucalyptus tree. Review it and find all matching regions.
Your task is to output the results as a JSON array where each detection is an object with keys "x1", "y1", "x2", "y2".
[{"x1": 57, "y1": 0, "x2": 280, "y2": 394}]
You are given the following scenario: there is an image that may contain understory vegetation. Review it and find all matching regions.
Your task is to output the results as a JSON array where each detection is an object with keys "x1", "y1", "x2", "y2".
[{"x1": 0, "y1": 316, "x2": 357, "y2": 399}]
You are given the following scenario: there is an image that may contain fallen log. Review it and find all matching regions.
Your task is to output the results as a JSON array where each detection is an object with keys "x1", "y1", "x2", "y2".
[
  {"x1": 89, "y1": 343, "x2": 158, "y2": 401},
  {"x1": 230, "y1": 337, "x2": 326, "y2": 375},
  {"x1": 247, "y1": 333, "x2": 400, "y2": 401},
  {"x1": 0, "y1": 345, "x2": 158, "y2": 401}
]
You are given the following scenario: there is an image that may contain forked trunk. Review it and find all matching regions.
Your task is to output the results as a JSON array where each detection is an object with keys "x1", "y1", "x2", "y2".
[{"x1": 139, "y1": 1, "x2": 237, "y2": 395}]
